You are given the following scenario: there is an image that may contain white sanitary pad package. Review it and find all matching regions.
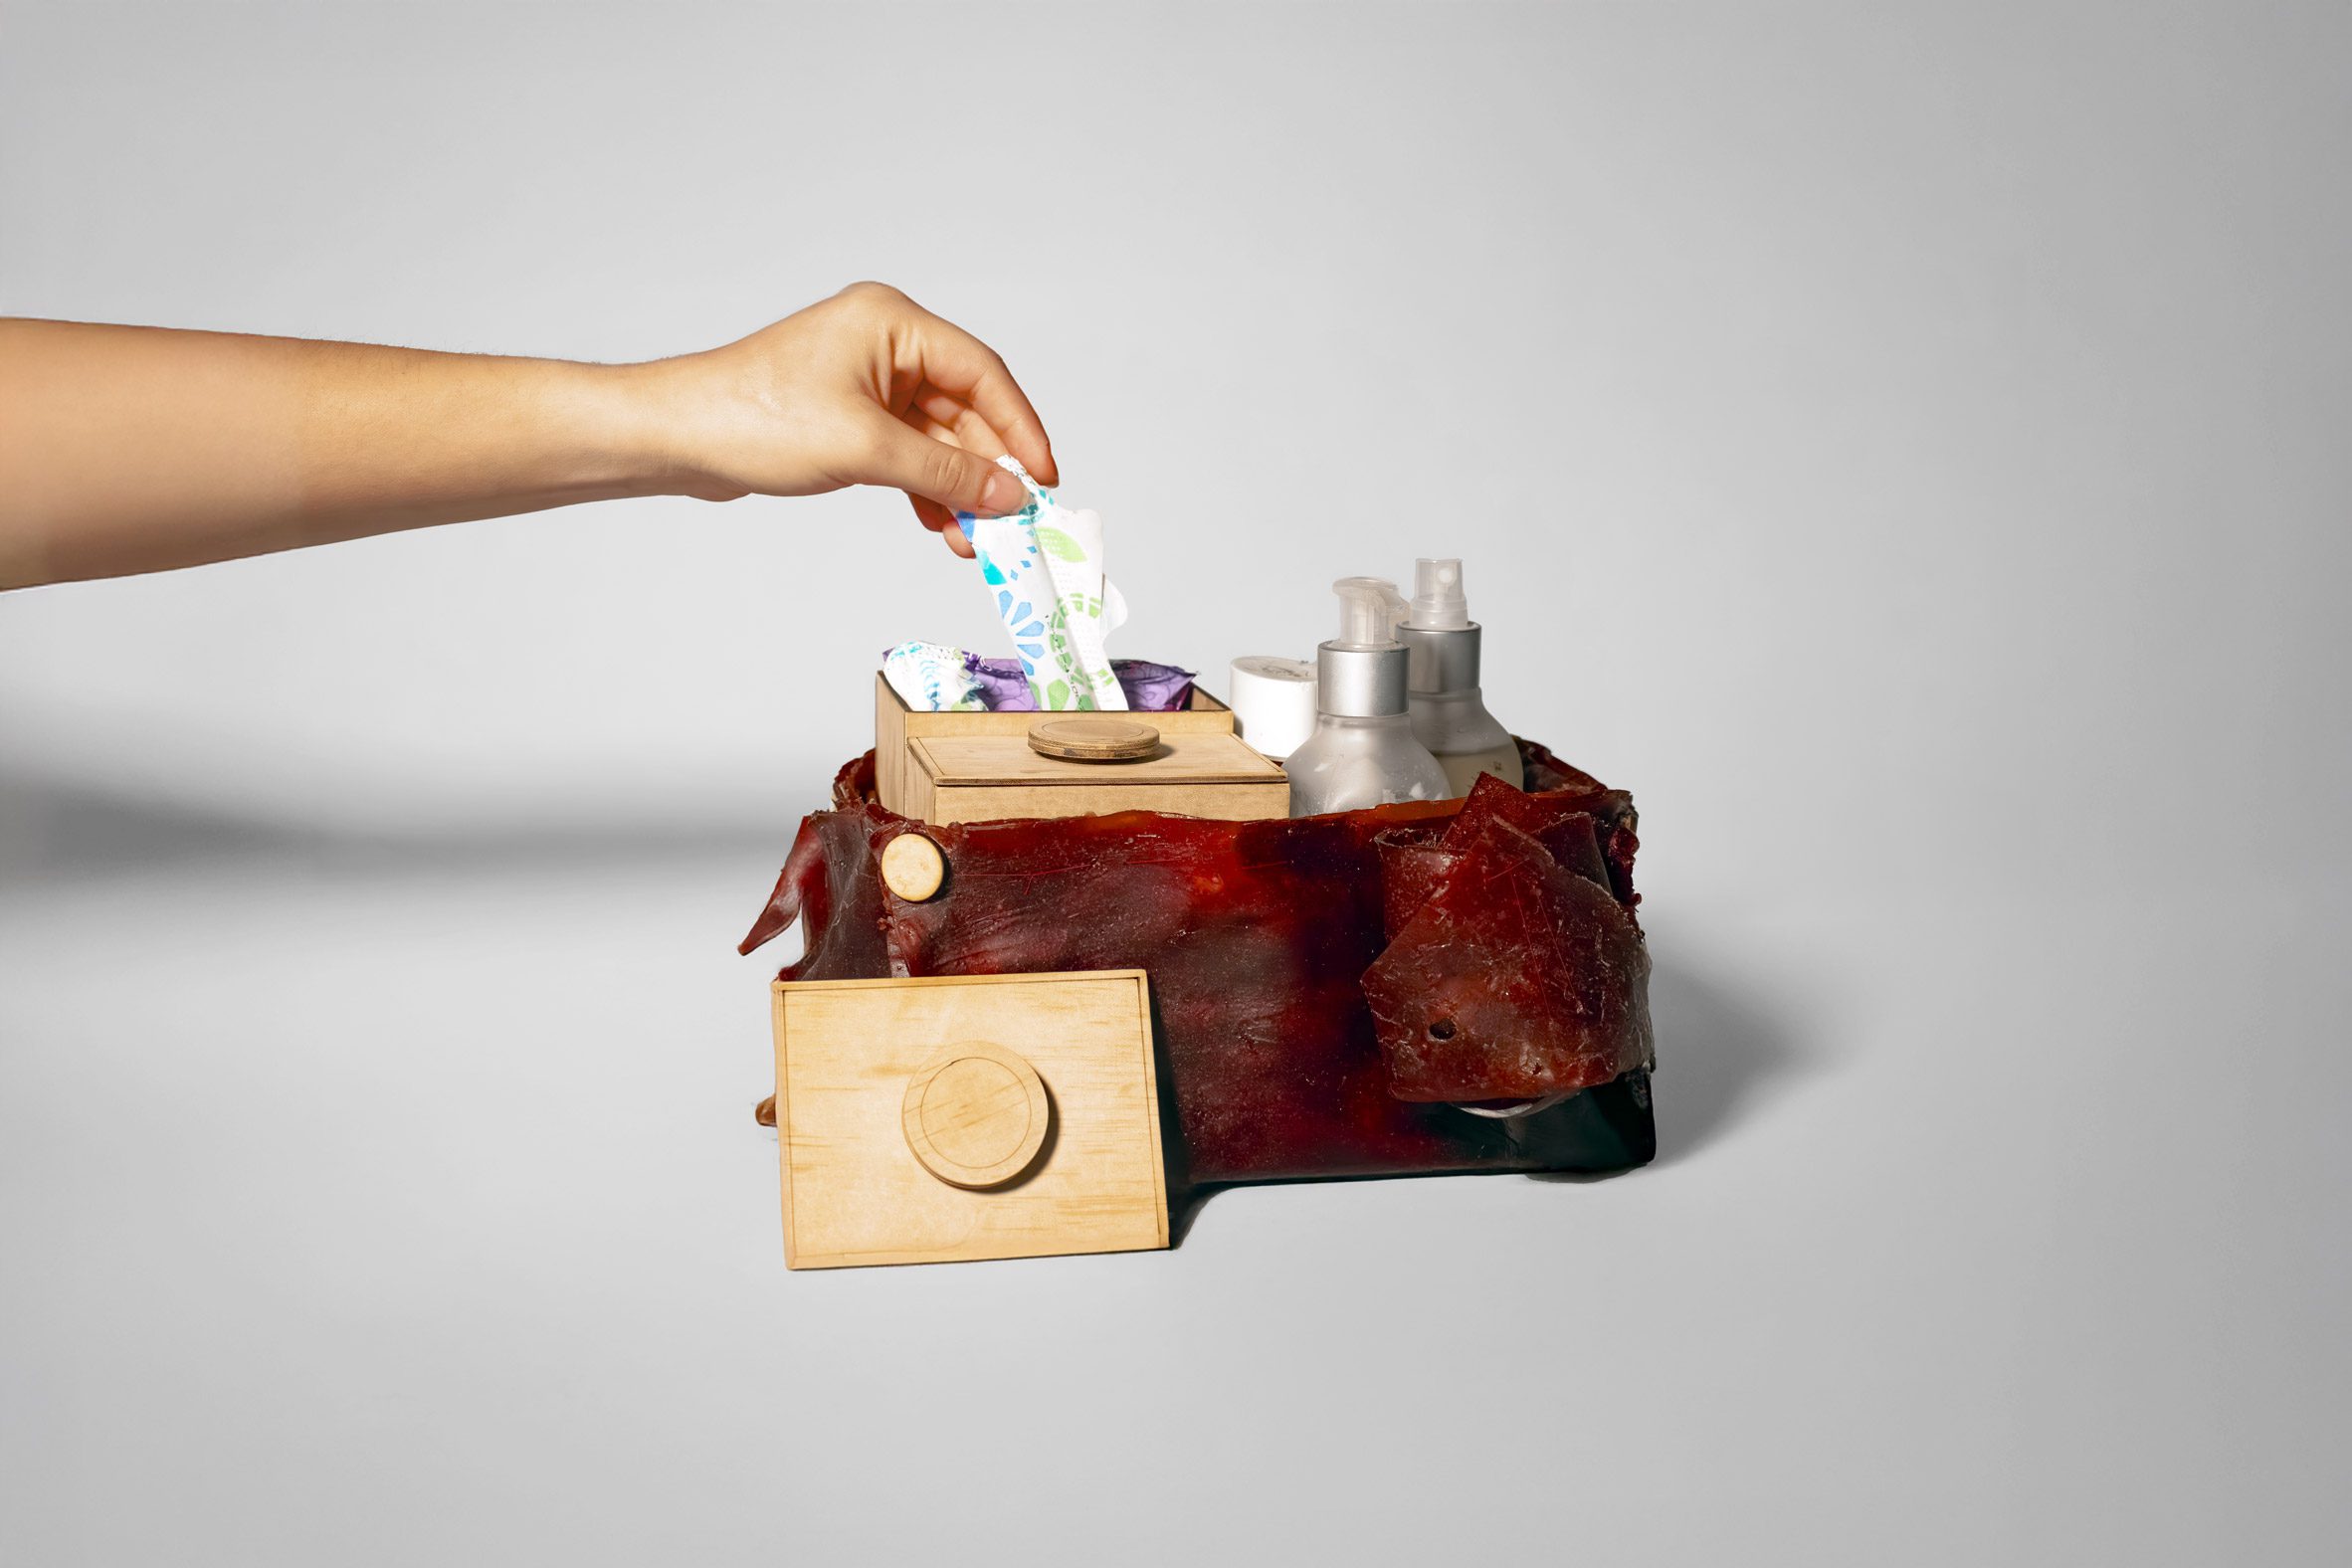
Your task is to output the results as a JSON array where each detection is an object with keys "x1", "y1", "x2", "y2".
[{"x1": 955, "y1": 457, "x2": 1128, "y2": 711}]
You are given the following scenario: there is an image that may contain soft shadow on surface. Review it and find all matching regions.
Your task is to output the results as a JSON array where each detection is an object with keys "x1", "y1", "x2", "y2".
[
  {"x1": 1163, "y1": 947, "x2": 1823, "y2": 1240},
  {"x1": 1168, "y1": 1183, "x2": 1224, "y2": 1249},
  {"x1": 0, "y1": 767, "x2": 790, "y2": 887},
  {"x1": 1645, "y1": 954, "x2": 1812, "y2": 1164}
]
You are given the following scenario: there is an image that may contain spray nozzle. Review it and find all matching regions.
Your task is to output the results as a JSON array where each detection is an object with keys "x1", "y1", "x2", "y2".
[
  {"x1": 1331, "y1": 576, "x2": 1408, "y2": 650},
  {"x1": 1409, "y1": 557, "x2": 1470, "y2": 630}
]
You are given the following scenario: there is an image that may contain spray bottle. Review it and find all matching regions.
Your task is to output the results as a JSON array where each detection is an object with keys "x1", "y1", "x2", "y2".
[
  {"x1": 1283, "y1": 577, "x2": 1451, "y2": 816},
  {"x1": 1397, "y1": 558, "x2": 1520, "y2": 796}
]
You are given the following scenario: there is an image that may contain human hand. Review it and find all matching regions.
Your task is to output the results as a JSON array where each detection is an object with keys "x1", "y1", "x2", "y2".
[
  {"x1": 0, "y1": 288, "x2": 1048, "y2": 587},
  {"x1": 641, "y1": 282, "x2": 1057, "y2": 557}
]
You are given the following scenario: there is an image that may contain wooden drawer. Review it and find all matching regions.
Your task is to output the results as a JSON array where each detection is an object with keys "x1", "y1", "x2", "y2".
[
  {"x1": 902, "y1": 731, "x2": 1288, "y2": 826},
  {"x1": 874, "y1": 674, "x2": 1235, "y2": 816}
]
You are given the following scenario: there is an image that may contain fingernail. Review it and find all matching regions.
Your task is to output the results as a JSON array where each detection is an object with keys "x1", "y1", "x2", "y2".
[{"x1": 980, "y1": 471, "x2": 1029, "y2": 516}]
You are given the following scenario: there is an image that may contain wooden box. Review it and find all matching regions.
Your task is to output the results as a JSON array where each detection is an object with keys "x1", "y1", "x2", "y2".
[
  {"x1": 874, "y1": 674, "x2": 1235, "y2": 817},
  {"x1": 770, "y1": 970, "x2": 1169, "y2": 1269},
  {"x1": 902, "y1": 731, "x2": 1289, "y2": 827}
]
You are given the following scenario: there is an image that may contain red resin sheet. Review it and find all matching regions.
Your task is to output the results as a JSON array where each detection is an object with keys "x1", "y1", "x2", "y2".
[
  {"x1": 741, "y1": 741, "x2": 1656, "y2": 1185},
  {"x1": 1364, "y1": 812, "x2": 1653, "y2": 1103}
]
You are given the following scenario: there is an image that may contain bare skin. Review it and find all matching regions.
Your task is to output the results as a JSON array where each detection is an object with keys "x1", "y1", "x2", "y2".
[{"x1": 0, "y1": 281, "x2": 1054, "y2": 589}]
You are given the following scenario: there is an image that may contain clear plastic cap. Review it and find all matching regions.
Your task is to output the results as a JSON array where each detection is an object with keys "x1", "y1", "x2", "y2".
[
  {"x1": 1331, "y1": 576, "x2": 1407, "y2": 649},
  {"x1": 1409, "y1": 558, "x2": 1470, "y2": 630}
]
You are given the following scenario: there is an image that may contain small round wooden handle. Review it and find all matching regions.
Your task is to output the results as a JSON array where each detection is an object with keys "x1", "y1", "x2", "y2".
[
  {"x1": 901, "y1": 1043, "x2": 1051, "y2": 1189},
  {"x1": 1026, "y1": 716, "x2": 1161, "y2": 762},
  {"x1": 880, "y1": 832, "x2": 946, "y2": 901}
]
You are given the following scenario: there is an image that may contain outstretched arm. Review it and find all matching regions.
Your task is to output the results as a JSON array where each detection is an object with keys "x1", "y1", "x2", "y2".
[{"x1": 0, "y1": 282, "x2": 1054, "y2": 588}]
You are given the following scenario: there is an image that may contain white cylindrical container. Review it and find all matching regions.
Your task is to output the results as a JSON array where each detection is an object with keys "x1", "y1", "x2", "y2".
[{"x1": 1227, "y1": 655, "x2": 1318, "y2": 761}]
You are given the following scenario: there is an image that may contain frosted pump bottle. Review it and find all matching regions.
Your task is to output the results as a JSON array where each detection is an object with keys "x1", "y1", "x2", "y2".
[
  {"x1": 1397, "y1": 558, "x2": 1521, "y2": 795},
  {"x1": 1283, "y1": 577, "x2": 1451, "y2": 817}
]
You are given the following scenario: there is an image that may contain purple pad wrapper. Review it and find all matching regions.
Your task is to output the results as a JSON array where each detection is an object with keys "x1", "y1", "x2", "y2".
[{"x1": 962, "y1": 655, "x2": 1196, "y2": 712}]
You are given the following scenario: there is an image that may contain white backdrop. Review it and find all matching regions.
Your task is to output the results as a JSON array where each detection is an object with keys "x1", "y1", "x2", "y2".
[{"x1": 4, "y1": 4, "x2": 2347, "y2": 1563}]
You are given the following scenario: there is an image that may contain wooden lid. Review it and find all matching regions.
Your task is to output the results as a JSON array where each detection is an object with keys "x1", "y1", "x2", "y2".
[
  {"x1": 770, "y1": 970, "x2": 1170, "y2": 1269},
  {"x1": 1027, "y1": 716, "x2": 1161, "y2": 762}
]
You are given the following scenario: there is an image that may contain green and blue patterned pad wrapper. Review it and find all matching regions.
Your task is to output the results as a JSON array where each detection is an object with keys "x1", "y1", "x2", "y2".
[
  {"x1": 879, "y1": 641, "x2": 988, "y2": 711},
  {"x1": 882, "y1": 646, "x2": 1198, "y2": 713},
  {"x1": 954, "y1": 457, "x2": 1128, "y2": 711}
]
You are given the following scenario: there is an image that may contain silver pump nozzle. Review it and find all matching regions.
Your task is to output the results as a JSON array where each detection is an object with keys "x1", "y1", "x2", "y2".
[
  {"x1": 1399, "y1": 557, "x2": 1482, "y2": 693},
  {"x1": 1319, "y1": 576, "x2": 1410, "y2": 717}
]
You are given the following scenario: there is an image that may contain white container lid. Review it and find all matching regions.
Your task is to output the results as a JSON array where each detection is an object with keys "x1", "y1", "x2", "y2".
[{"x1": 1227, "y1": 656, "x2": 1318, "y2": 760}]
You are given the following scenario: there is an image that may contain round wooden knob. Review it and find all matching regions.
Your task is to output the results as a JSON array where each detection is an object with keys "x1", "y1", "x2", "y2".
[
  {"x1": 901, "y1": 1043, "x2": 1051, "y2": 1189},
  {"x1": 1027, "y1": 716, "x2": 1161, "y2": 762},
  {"x1": 880, "y1": 832, "x2": 945, "y2": 901}
]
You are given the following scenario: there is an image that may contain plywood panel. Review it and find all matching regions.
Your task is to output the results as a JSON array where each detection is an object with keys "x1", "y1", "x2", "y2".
[
  {"x1": 922, "y1": 781, "x2": 1291, "y2": 826},
  {"x1": 771, "y1": 971, "x2": 1168, "y2": 1269},
  {"x1": 906, "y1": 733, "x2": 1289, "y2": 825},
  {"x1": 913, "y1": 732, "x2": 1283, "y2": 786}
]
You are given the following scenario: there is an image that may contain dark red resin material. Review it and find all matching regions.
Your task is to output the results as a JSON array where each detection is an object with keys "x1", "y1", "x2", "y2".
[
  {"x1": 742, "y1": 742, "x2": 1656, "y2": 1185},
  {"x1": 1366, "y1": 792, "x2": 1653, "y2": 1103}
]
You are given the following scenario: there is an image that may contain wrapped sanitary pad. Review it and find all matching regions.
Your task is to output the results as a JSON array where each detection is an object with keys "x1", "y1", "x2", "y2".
[
  {"x1": 966, "y1": 656, "x2": 1196, "y2": 712},
  {"x1": 882, "y1": 641, "x2": 986, "y2": 712},
  {"x1": 956, "y1": 458, "x2": 1127, "y2": 711},
  {"x1": 1104, "y1": 659, "x2": 1195, "y2": 711}
]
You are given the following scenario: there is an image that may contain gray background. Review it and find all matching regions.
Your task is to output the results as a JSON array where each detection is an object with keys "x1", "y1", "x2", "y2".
[{"x1": 3, "y1": 1, "x2": 2347, "y2": 1562}]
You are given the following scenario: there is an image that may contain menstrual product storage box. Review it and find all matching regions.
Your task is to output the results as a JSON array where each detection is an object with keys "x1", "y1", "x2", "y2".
[{"x1": 744, "y1": 745, "x2": 1658, "y2": 1224}]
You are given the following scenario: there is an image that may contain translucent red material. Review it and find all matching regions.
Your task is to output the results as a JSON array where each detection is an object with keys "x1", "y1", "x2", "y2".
[
  {"x1": 742, "y1": 743, "x2": 1656, "y2": 1185},
  {"x1": 1365, "y1": 781, "x2": 1652, "y2": 1104}
]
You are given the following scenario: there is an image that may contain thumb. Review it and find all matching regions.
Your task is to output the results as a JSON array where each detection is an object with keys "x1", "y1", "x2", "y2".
[{"x1": 854, "y1": 417, "x2": 1032, "y2": 519}]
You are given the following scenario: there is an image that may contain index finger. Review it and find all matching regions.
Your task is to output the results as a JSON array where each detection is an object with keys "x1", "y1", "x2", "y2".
[{"x1": 909, "y1": 310, "x2": 1059, "y2": 489}]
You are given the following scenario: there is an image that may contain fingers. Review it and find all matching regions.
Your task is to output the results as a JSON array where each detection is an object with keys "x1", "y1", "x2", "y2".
[
  {"x1": 905, "y1": 313, "x2": 1058, "y2": 488},
  {"x1": 825, "y1": 284, "x2": 1046, "y2": 560},
  {"x1": 903, "y1": 406, "x2": 995, "y2": 457},
  {"x1": 908, "y1": 495, "x2": 975, "y2": 557},
  {"x1": 901, "y1": 409, "x2": 993, "y2": 559},
  {"x1": 904, "y1": 413, "x2": 983, "y2": 556},
  {"x1": 909, "y1": 385, "x2": 1012, "y2": 466},
  {"x1": 856, "y1": 413, "x2": 1030, "y2": 521}
]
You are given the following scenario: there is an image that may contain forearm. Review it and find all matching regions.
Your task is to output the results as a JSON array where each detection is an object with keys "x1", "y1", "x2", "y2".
[
  {"x1": 0, "y1": 286, "x2": 1057, "y2": 584},
  {"x1": 0, "y1": 320, "x2": 681, "y2": 587}
]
